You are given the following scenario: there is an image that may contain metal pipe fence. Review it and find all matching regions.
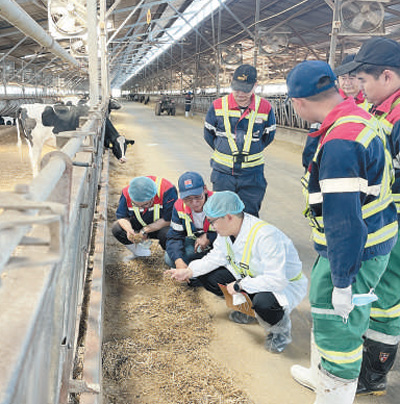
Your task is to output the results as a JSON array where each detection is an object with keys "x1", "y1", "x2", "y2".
[
  {"x1": 0, "y1": 103, "x2": 108, "y2": 404},
  {"x1": 131, "y1": 93, "x2": 309, "y2": 130}
]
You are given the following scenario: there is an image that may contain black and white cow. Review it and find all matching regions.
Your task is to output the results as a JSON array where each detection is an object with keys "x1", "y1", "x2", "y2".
[
  {"x1": 104, "y1": 117, "x2": 134, "y2": 163},
  {"x1": 16, "y1": 103, "x2": 134, "y2": 176}
]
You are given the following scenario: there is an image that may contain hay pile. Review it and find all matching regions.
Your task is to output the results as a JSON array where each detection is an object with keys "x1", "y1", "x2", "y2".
[{"x1": 103, "y1": 238, "x2": 253, "y2": 404}]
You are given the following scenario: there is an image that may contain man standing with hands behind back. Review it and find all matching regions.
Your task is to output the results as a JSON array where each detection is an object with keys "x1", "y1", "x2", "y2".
[{"x1": 204, "y1": 64, "x2": 276, "y2": 217}]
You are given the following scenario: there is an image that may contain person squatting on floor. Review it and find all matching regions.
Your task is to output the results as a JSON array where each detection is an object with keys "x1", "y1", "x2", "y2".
[
  {"x1": 203, "y1": 64, "x2": 276, "y2": 217},
  {"x1": 164, "y1": 171, "x2": 217, "y2": 285},
  {"x1": 112, "y1": 175, "x2": 178, "y2": 260},
  {"x1": 166, "y1": 191, "x2": 307, "y2": 353},
  {"x1": 286, "y1": 59, "x2": 398, "y2": 403}
]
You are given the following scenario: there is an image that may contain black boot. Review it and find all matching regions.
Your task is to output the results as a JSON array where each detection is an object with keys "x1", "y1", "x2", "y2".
[{"x1": 357, "y1": 338, "x2": 398, "y2": 396}]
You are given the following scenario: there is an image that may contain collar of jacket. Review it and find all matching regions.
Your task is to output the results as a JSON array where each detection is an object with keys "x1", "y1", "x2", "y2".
[
  {"x1": 338, "y1": 88, "x2": 365, "y2": 104},
  {"x1": 310, "y1": 97, "x2": 359, "y2": 138},
  {"x1": 373, "y1": 88, "x2": 400, "y2": 115}
]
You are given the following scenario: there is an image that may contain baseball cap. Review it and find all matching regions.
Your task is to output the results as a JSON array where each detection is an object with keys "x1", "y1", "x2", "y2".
[
  {"x1": 128, "y1": 176, "x2": 157, "y2": 202},
  {"x1": 344, "y1": 37, "x2": 400, "y2": 71},
  {"x1": 231, "y1": 64, "x2": 257, "y2": 93},
  {"x1": 334, "y1": 54, "x2": 356, "y2": 77},
  {"x1": 203, "y1": 191, "x2": 245, "y2": 218},
  {"x1": 178, "y1": 172, "x2": 205, "y2": 199},
  {"x1": 286, "y1": 60, "x2": 336, "y2": 98}
]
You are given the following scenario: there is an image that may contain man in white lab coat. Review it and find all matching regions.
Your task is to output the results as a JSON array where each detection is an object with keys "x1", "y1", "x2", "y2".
[{"x1": 166, "y1": 191, "x2": 307, "y2": 353}]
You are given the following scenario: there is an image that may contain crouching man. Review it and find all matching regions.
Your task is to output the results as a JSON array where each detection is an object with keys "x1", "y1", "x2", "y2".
[
  {"x1": 166, "y1": 191, "x2": 307, "y2": 353},
  {"x1": 112, "y1": 175, "x2": 178, "y2": 260},
  {"x1": 165, "y1": 171, "x2": 217, "y2": 286}
]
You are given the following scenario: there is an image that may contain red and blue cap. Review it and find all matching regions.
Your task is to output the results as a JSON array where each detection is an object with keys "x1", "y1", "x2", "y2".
[{"x1": 178, "y1": 171, "x2": 205, "y2": 199}]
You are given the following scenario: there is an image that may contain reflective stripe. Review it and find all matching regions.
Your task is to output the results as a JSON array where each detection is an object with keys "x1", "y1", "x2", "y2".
[
  {"x1": 371, "y1": 303, "x2": 400, "y2": 318},
  {"x1": 365, "y1": 329, "x2": 400, "y2": 345},
  {"x1": 311, "y1": 220, "x2": 398, "y2": 248},
  {"x1": 204, "y1": 121, "x2": 216, "y2": 132},
  {"x1": 302, "y1": 114, "x2": 396, "y2": 249},
  {"x1": 376, "y1": 97, "x2": 400, "y2": 211},
  {"x1": 308, "y1": 192, "x2": 323, "y2": 205},
  {"x1": 177, "y1": 208, "x2": 194, "y2": 237},
  {"x1": 364, "y1": 221, "x2": 398, "y2": 247},
  {"x1": 264, "y1": 123, "x2": 276, "y2": 133},
  {"x1": 311, "y1": 307, "x2": 336, "y2": 315},
  {"x1": 211, "y1": 149, "x2": 264, "y2": 168},
  {"x1": 133, "y1": 177, "x2": 162, "y2": 226},
  {"x1": 171, "y1": 221, "x2": 184, "y2": 231},
  {"x1": 320, "y1": 177, "x2": 368, "y2": 194},
  {"x1": 318, "y1": 343, "x2": 363, "y2": 365},
  {"x1": 289, "y1": 271, "x2": 303, "y2": 282},
  {"x1": 211, "y1": 95, "x2": 266, "y2": 169},
  {"x1": 225, "y1": 221, "x2": 270, "y2": 277}
]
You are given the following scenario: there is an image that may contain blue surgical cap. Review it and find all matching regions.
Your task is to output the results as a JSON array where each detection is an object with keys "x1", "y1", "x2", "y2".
[
  {"x1": 128, "y1": 176, "x2": 157, "y2": 202},
  {"x1": 203, "y1": 191, "x2": 245, "y2": 218}
]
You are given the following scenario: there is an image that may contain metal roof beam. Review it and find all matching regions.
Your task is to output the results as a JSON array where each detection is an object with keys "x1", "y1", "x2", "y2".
[
  {"x1": 107, "y1": 0, "x2": 146, "y2": 46},
  {"x1": 0, "y1": 36, "x2": 26, "y2": 63}
]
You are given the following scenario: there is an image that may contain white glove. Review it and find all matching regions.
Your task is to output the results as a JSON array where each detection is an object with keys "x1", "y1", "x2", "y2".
[{"x1": 332, "y1": 286, "x2": 354, "y2": 322}]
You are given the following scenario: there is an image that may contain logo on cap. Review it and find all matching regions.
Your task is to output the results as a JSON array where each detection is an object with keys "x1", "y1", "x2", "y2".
[
  {"x1": 237, "y1": 74, "x2": 248, "y2": 81},
  {"x1": 184, "y1": 179, "x2": 193, "y2": 188}
]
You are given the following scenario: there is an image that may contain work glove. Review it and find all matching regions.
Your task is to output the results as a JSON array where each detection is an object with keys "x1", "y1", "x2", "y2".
[{"x1": 332, "y1": 285, "x2": 354, "y2": 322}]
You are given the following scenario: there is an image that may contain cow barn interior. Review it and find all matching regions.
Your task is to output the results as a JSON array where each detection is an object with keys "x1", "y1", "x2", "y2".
[{"x1": 1, "y1": 1, "x2": 400, "y2": 403}]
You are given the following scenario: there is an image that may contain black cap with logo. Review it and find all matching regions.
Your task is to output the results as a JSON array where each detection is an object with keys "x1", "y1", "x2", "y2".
[{"x1": 231, "y1": 64, "x2": 257, "y2": 93}]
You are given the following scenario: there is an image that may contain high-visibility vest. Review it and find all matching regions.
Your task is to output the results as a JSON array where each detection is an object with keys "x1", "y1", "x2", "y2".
[
  {"x1": 211, "y1": 95, "x2": 266, "y2": 168},
  {"x1": 225, "y1": 221, "x2": 303, "y2": 282},
  {"x1": 175, "y1": 191, "x2": 214, "y2": 238},
  {"x1": 302, "y1": 115, "x2": 397, "y2": 248},
  {"x1": 122, "y1": 176, "x2": 169, "y2": 226},
  {"x1": 374, "y1": 97, "x2": 400, "y2": 213}
]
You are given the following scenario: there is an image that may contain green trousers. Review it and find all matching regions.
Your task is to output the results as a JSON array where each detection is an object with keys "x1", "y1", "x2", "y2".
[
  {"x1": 309, "y1": 254, "x2": 391, "y2": 379},
  {"x1": 371, "y1": 232, "x2": 400, "y2": 336}
]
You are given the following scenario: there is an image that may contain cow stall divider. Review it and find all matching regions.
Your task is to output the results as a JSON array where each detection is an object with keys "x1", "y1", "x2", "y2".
[{"x1": 0, "y1": 101, "x2": 110, "y2": 404}]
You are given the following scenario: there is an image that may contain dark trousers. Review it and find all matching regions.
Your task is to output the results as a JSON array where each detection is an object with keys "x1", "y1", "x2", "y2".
[
  {"x1": 111, "y1": 220, "x2": 169, "y2": 250},
  {"x1": 198, "y1": 266, "x2": 284, "y2": 325},
  {"x1": 210, "y1": 170, "x2": 267, "y2": 217}
]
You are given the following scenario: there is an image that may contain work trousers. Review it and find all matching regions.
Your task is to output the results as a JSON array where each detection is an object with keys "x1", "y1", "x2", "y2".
[
  {"x1": 199, "y1": 267, "x2": 284, "y2": 325},
  {"x1": 111, "y1": 220, "x2": 169, "y2": 250},
  {"x1": 371, "y1": 230, "x2": 400, "y2": 336},
  {"x1": 210, "y1": 169, "x2": 267, "y2": 217},
  {"x1": 310, "y1": 254, "x2": 391, "y2": 380}
]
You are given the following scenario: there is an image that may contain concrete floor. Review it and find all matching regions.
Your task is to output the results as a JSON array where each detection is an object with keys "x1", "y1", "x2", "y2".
[{"x1": 109, "y1": 101, "x2": 399, "y2": 404}]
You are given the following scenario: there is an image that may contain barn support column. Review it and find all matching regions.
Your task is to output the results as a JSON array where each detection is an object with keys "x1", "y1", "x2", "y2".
[
  {"x1": 253, "y1": 0, "x2": 260, "y2": 67},
  {"x1": 87, "y1": 0, "x2": 100, "y2": 106},
  {"x1": 328, "y1": 0, "x2": 340, "y2": 68},
  {"x1": 100, "y1": 0, "x2": 110, "y2": 101}
]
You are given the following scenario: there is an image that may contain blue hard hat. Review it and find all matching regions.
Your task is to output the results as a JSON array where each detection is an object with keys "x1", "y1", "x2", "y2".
[
  {"x1": 128, "y1": 176, "x2": 157, "y2": 202},
  {"x1": 203, "y1": 191, "x2": 245, "y2": 218}
]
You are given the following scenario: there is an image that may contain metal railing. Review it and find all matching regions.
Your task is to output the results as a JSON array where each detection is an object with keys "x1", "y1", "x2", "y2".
[
  {"x1": 130, "y1": 93, "x2": 309, "y2": 130},
  {"x1": 0, "y1": 103, "x2": 108, "y2": 404}
]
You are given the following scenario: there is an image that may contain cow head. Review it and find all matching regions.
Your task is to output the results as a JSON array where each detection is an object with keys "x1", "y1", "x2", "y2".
[{"x1": 111, "y1": 136, "x2": 135, "y2": 163}]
